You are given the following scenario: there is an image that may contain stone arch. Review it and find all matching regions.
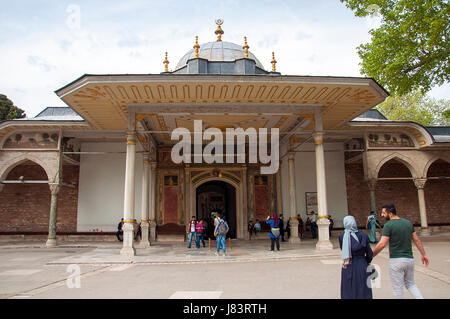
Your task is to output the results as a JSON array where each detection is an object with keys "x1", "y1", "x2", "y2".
[
  {"x1": 423, "y1": 156, "x2": 450, "y2": 178},
  {"x1": 0, "y1": 153, "x2": 55, "y2": 183},
  {"x1": 375, "y1": 152, "x2": 419, "y2": 179},
  {"x1": 191, "y1": 176, "x2": 243, "y2": 239}
]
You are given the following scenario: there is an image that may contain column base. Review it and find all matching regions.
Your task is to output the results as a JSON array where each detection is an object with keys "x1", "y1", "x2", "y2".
[
  {"x1": 288, "y1": 237, "x2": 301, "y2": 244},
  {"x1": 150, "y1": 222, "x2": 157, "y2": 242},
  {"x1": 315, "y1": 240, "x2": 334, "y2": 251},
  {"x1": 420, "y1": 227, "x2": 432, "y2": 237},
  {"x1": 316, "y1": 218, "x2": 333, "y2": 251},
  {"x1": 46, "y1": 238, "x2": 57, "y2": 247},
  {"x1": 120, "y1": 246, "x2": 136, "y2": 257}
]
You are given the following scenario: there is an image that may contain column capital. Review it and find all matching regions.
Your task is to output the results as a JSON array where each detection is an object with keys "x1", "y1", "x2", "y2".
[
  {"x1": 367, "y1": 179, "x2": 377, "y2": 191},
  {"x1": 414, "y1": 178, "x2": 427, "y2": 189},
  {"x1": 49, "y1": 184, "x2": 60, "y2": 195},
  {"x1": 312, "y1": 131, "x2": 325, "y2": 144},
  {"x1": 150, "y1": 161, "x2": 157, "y2": 170},
  {"x1": 288, "y1": 152, "x2": 295, "y2": 161},
  {"x1": 143, "y1": 152, "x2": 150, "y2": 163}
]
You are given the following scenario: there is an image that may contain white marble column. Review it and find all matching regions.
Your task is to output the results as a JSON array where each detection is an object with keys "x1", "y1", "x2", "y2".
[
  {"x1": 414, "y1": 178, "x2": 431, "y2": 236},
  {"x1": 288, "y1": 152, "x2": 300, "y2": 243},
  {"x1": 138, "y1": 153, "x2": 151, "y2": 248},
  {"x1": 121, "y1": 133, "x2": 137, "y2": 257},
  {"x1": 276, "y1": 169, "x2": 283, "y2": 214},
  {"x1": 149, "y1": 161, "x2": 157, "y2": 242},
  {"x1": 46, "y1": 184, "x2": 60, "y2": 247},
  {"x1": 313, "y1": 131, "x2": 333, "y2": 250}
]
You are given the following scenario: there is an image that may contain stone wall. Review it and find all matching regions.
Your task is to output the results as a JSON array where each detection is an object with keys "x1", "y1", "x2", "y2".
[
  {"x1": 0, "y1": 164, "x2": 79, "y2": 233},
  {"x1": 345, "y1": 161, "x2": 450, "y2": 228}
]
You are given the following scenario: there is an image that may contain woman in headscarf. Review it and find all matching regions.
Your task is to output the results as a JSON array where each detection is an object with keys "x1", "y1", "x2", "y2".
[
  {"x1": 266, "y1": 213, "x2": 281, "y2": 251},
  {"x1": 366, "y1": 211, "x2": 381, "y2": 243},
  {"x1": 339, "y1": 215, "x2": 374, "y2": 299}
]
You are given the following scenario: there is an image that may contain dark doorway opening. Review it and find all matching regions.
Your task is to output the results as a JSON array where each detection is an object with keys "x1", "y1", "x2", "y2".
[{"x1": 196, "y1": 181, "x2": 236, "y2": 239}]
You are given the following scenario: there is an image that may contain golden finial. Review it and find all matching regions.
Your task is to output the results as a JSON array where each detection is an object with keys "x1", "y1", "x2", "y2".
[
  {"x1": 271, "y1": 52, "x2": 277, "y2": 72},
  {"x1": 163, "y1": 52, "x2": 169, "y2": 72},
  {"x1": 243, "y1": 36, "x2": 249, "y2": 58},
  {"x1": 193, "y1": 36, "x2": 200, "y2": 58},
  {"x1": 215, "y1": 19, "x2": 224, "y2": 42}
]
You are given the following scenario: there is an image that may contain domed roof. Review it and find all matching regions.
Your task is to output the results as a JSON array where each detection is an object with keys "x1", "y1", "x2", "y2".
[{"x1": 175, "y1": 41, "x2": 265, "y2": 71}]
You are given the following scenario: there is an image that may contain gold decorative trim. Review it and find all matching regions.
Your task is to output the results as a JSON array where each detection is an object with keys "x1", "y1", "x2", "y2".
[
  {"x1": 318, "y1": 215, "x2": 329, "y2": 218},
  {"x1": 141, "y1": 219, "x2": 151, "y2": 222},
  {"x1": 123, "y1": 219, "x2": 135, "y2": 223},
  {"x1": 315, "y1": 142, "x2": 323, "y2": 145},
  {"x1": 127, "y1": 141, "x2": 136, "y2": 145}
]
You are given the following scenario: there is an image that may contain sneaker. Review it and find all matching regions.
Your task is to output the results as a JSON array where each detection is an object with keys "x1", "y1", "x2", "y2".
[
  {"x1": 215, "y1": 252, "x2": 220, "y2": 256},
  {"x1": 223, "y1": 251, "x2": 227, "y2": 256}
]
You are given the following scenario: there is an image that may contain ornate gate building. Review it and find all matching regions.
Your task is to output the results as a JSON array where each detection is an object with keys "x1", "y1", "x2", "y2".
[{"x1": 0, "y1": 22, "x2": 449, "y2": 255}]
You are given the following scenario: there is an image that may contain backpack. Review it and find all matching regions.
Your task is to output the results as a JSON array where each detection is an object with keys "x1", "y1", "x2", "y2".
[
  {"x1": 217, "y1": 220, "x2": 228, "y2": 235},
  {"x1": 255, "y1": 222, "x2": 261, "y2": 231}
]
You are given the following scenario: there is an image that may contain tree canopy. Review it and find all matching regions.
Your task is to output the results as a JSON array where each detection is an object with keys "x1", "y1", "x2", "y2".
[
  {"x1": 376, "y1": 90, "x2": 449, "y2": 126},
  {"x1": 0, "y1": 94, "x2": 26, "y2": 121},
  {"x1": 341, "y1": 0, "x2": 449, "y2": 95}
]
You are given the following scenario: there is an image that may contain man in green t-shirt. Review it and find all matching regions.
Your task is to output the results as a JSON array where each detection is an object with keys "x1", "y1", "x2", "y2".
[{"x1": 373, "y1": 203, "x2": 429, "y2": 299}]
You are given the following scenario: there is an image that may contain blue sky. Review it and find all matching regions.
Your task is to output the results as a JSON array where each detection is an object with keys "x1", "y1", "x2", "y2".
[{"x1": 1, "y1": 0, "x2": 448, "y2": 117}]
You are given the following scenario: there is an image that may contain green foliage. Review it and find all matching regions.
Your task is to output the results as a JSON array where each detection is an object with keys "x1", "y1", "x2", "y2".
[
  {"x1": 0, "y1": 94, "x2": 26, "y2": 121},
  {"x1": 340, "y1": 0, "x2": 449, "y2": 95},
  {"x1": 376, "y1": 90, "x2": 450, "y2": 126}
]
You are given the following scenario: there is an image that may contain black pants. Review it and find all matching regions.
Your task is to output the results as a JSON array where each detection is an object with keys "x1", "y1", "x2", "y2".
[
  {"x1": 270, "y1": 237, "x2": 280, "y2": 251},
  {"x1": 116, "y1": 231, "x2": 123, "y2": 242}
]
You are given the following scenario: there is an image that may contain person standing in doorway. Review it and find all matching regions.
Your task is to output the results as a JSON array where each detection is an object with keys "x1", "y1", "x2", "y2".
[
  {"x1": 214, "y1": 213, "x2": 229, "y2": 256},
  {"x1": 372, "y1": 203, "x2": 429, "y2": 299},
  {"x1": 187, "y1": 216, "x2": 197, "y2": 249},
  {"x1": 266, "y1": 213, "x2": 281, "y2": 251}
]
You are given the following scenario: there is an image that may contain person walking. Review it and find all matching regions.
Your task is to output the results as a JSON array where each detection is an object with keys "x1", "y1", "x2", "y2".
[
  {"x1": 187, "y1": 216, "x2": 197, "y2": 249},
  {"x1": 195, "y1": 218, "x2": 206, "y2": 248},
  {"x1": 339, "y1": 215, "x2": 374, "y2": 299},
  {"x1": 372, "y1": 203, "x2": 429, "y2": 299},
  {"x1": 214, "y1": 213, "x2": 229, "y2": 256},
  {"x1": 279, "y1": 214, "x2": 286, "y2": 242},
  {"x1": 266, "y1": 213, "x2": 281, "y2": 251},
  {"x1": 367, "y1": 211, "x2": 381, "y2": 243}
]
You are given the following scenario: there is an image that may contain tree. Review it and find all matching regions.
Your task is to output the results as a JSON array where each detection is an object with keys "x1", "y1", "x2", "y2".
[
  {"x1": 376, "y1": 90, "x2": 450, "y2": 126},
  {"x1": 341, "y1": 0, "x2": 449, "y2": 95},
  {"x1": 0, "y1": 94, "x2": 26, "y2": 121}
]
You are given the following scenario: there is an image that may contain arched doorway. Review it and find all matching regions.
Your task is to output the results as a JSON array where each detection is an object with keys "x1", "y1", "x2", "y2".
[{"x1": 196, "y1": 180, "x2": 237, "y2": 239}]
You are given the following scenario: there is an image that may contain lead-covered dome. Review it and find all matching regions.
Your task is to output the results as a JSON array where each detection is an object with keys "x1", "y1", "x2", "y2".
[{"x1": 175, "y1": 41, "x2": 265, "y2": 71}]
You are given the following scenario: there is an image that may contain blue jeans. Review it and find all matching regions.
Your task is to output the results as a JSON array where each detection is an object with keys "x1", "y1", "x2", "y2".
[
  {"x1": 188, "y1": 232, "x2": 196, "y2": 248},
  {"x1": 195, "y1": 233, "x2": 205, "y2": 247},
  {"x1": 216, "y1": 234, "x2": 226, "y2": 253}
]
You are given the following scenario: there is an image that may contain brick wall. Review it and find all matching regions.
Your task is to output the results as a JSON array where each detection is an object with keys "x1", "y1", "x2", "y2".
[
  {"x1": 345, "y1": 161, "x2": 450, "y2": 228},
  {"x1": 0, "y1": 164, "x2": 79, "y2": 233}
]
